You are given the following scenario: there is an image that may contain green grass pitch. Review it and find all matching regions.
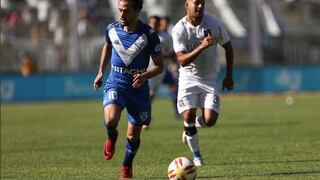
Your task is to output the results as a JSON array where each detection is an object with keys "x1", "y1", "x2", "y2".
[{"x1": 1, "y1": 94, "x2": 320, "y2": 179}]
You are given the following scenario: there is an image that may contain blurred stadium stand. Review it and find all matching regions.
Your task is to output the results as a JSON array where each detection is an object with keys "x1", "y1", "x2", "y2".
[
  {"x1": 0, "y1": 0, "x2": 319, "y2": 102},
  {"x1": 1, "y1": 0, "x2": 112, "y2": 73},
  {"x1": 1, "y1": 0, "x2": 319, "y2": 74}
]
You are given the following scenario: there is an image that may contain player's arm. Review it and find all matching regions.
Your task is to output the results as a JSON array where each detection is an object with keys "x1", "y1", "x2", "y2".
[
  {"x1": 176, "y1": 34, "x2": 214, "y2": 67},
  {"x1": 93, "y1": 42, "x2": 112, "y2": 91},
  {"x1": 222, "y1": 41, "x2": 234, "y2": 91},
  {"x1": 132, "y1": 56, "x2": 163, "y2": 88},
  {"x1": 146, "y1": 55, "x2": 164, "y2": 79}
]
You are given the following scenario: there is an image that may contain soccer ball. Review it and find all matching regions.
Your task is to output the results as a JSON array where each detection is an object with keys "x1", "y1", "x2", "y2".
[{"x1": 167, "y1": 157, "x2": 197, "y2": 180}]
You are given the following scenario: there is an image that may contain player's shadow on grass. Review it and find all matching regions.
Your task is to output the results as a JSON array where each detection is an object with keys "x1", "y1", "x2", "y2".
[{"x1": 220, "y1": 121, "x2": 301, "y2": 128}]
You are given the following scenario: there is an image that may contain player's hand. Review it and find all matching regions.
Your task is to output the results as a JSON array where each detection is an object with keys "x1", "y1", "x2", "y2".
[
  {"x1": 222, "y1": 77, "x2": 234, "y2": 91},
  {"x1": 132, "y1": 73, "x2": 146, "y2": 88},
  {"x1": 93, "y1": 73, "x2": 103, "y2": 91},
  {"x1": 200, "y1": 34, "x2": 214, "y2": 49}
]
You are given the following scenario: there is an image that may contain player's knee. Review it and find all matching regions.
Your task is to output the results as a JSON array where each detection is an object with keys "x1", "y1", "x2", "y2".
[
  {"x1": 205, "y1": 115, "x2": 218, "y2": 127},
  {"x1": 183, "y1": 111, "x2": 196, "y2": 123},
  {"x1": 104, "y1": 114, "x2": 119, "y2": 127},
  {"x1": 206, "y1": 119, "x2": 217, "y2": 127},
  {"x1": 127, "y1": 135, "x2": 139, "y2": 142}
]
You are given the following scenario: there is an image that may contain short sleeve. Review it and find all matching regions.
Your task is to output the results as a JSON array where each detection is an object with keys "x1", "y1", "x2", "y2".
[
  {"x1": 172, "y1": 24, "x2": 187, "y2": 53},
  {"x1": 149, "y1": 31, "x2": 162, "y2": 57}
]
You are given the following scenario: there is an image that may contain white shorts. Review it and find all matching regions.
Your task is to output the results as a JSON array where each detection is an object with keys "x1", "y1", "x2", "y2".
[{"x1": 177, "y1": 79, "x2": 220, "y2": 114}]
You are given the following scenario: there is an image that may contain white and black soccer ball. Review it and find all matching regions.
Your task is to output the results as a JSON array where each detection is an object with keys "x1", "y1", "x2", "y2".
[{"x1": 167, "y1": 157, "x2": 197, "y2": 180}]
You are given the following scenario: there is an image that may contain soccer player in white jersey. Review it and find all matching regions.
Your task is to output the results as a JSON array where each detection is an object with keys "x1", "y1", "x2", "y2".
[
  {"x1": 93, "y1": 0, "x2": 163, "y2": 178},
  {"x1": 172, "y1": 0, "x2": 234, "y2": 166}
]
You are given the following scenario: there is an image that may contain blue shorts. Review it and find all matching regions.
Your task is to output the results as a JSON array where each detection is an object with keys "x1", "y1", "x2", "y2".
[{"x1": 103, "y1": 87, "x2": 151, "y2": 126}]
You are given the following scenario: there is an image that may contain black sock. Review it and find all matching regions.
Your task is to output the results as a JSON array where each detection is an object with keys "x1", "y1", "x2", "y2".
[{"x1": 184, "y1": 125, "x2": 197, "y2": 136}]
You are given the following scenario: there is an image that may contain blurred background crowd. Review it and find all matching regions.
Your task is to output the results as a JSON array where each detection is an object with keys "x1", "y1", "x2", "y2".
[{"x1": 1, "y1": 0, "x2": 319, "y2": 76}]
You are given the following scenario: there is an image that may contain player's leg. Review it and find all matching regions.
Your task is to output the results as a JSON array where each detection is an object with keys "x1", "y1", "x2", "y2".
[
  {"x1": 121, "y1": 95, "x2": 151, "y2": 178},
  {"x1": 103, "y1": 89, "x2": 125, "y2": 160},
  {"x1": 182, "y1": 108, "x2": 203, "y2": 166},
  {"x1": 195, "y1": 108, "x2": 219, "y2": 127},
  {"x1": 103, "y1": 104, "x2": 121, "y2": 160},
  {"x1": 196, "y1": 89, "x2": 220, "y2": 128},
  {"x1": 178, "y1": 93, "x2": 203, "y2": 166},
  {"x1": 121, "y1": 124, "x2": 142, "y2": 178}
]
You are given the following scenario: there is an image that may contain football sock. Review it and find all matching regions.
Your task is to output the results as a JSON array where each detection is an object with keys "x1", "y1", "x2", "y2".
[
  {"x1": 106, "y1": 125, "x2": 118, "y2": 142},
  {"x1": 195, "y1": 116, "x2": 207, "y2": 127},
  {"x1": 184, "y1": 122, "x2": 201, "y2": 158},
  {"x1": 123, "y1": 138, "x2": 140, "y2": 167}
]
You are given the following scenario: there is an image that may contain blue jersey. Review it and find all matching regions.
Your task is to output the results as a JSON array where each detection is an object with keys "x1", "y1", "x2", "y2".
[
  {"x1": 104, "y1": 21, "x2": 161, "y2": 94},
  {"x1": 102, "y1": 20, "x2": 161, "y2": 126}
]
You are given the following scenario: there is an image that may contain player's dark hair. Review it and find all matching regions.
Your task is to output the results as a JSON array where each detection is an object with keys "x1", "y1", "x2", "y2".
[{"x1": 120, "y1": 0, "x2": 143, "y2": 11}]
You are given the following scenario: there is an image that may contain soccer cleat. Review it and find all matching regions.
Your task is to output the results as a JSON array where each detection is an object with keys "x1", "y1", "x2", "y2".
[
  {"x1": 121, "y1": 165, "x2": 133, "y2": 179},
  {"x1": 182, "y1": 131, "x2": 187, "y2": 144},
  {"x1": 104, "y1": 130, "x2": 118, "y2": 160},
  {"x1": 193, "y1": 157, "x2": 204, "y2": 167},
  {"x1": 195, "y1": 117, "x2": 202, "y2": 128},
  {"x1": 142, "y1": 125, "x2": 149, "y2": 130}
]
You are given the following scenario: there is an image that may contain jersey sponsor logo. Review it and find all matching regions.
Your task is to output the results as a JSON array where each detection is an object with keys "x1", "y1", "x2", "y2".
[
  {"x1": 111, "y1": 64, "x2": 146, "y2": 75},
  {"x1": 109, "y1": 28, "x2": 148, "y2": 67}
]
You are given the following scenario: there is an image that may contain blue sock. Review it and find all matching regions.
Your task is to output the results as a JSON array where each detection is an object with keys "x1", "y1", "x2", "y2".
[
  {"x1": 123, "y1": 138, "x2": 140, "y2": 167},
  {"x1": 192, "y1": 151, "x2": 202, "y2": 158}
]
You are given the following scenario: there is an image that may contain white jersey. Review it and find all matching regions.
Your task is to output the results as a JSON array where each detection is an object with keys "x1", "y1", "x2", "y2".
[{"x1": 172, "y1": 13, "x2": 230, "y2": 81}]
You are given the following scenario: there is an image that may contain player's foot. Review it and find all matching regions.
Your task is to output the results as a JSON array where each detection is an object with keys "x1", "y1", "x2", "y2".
[
  {"x1": 142, "y1": 125, "x2": 149, "y2": 130},
  {"x1": 182, "y1": 131, "x2": 187, "y2": 144},
  {"x1": 193, "y1": 157, "x2": 204, "y2": 167},
  {"x1": 195, "y1": 116, "x2": 202, "y2": 128},
  {"x1": 104, "y1": 130, "x2": 118, "y2": 160},
  {"x1": 121, "y1": 165, "x2": 132, "y2": 179}
]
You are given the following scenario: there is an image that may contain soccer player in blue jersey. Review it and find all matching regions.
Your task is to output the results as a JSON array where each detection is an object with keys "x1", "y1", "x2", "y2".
[{"x1": 93, "y1": 0, "x2": 163, "y2": 178}]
